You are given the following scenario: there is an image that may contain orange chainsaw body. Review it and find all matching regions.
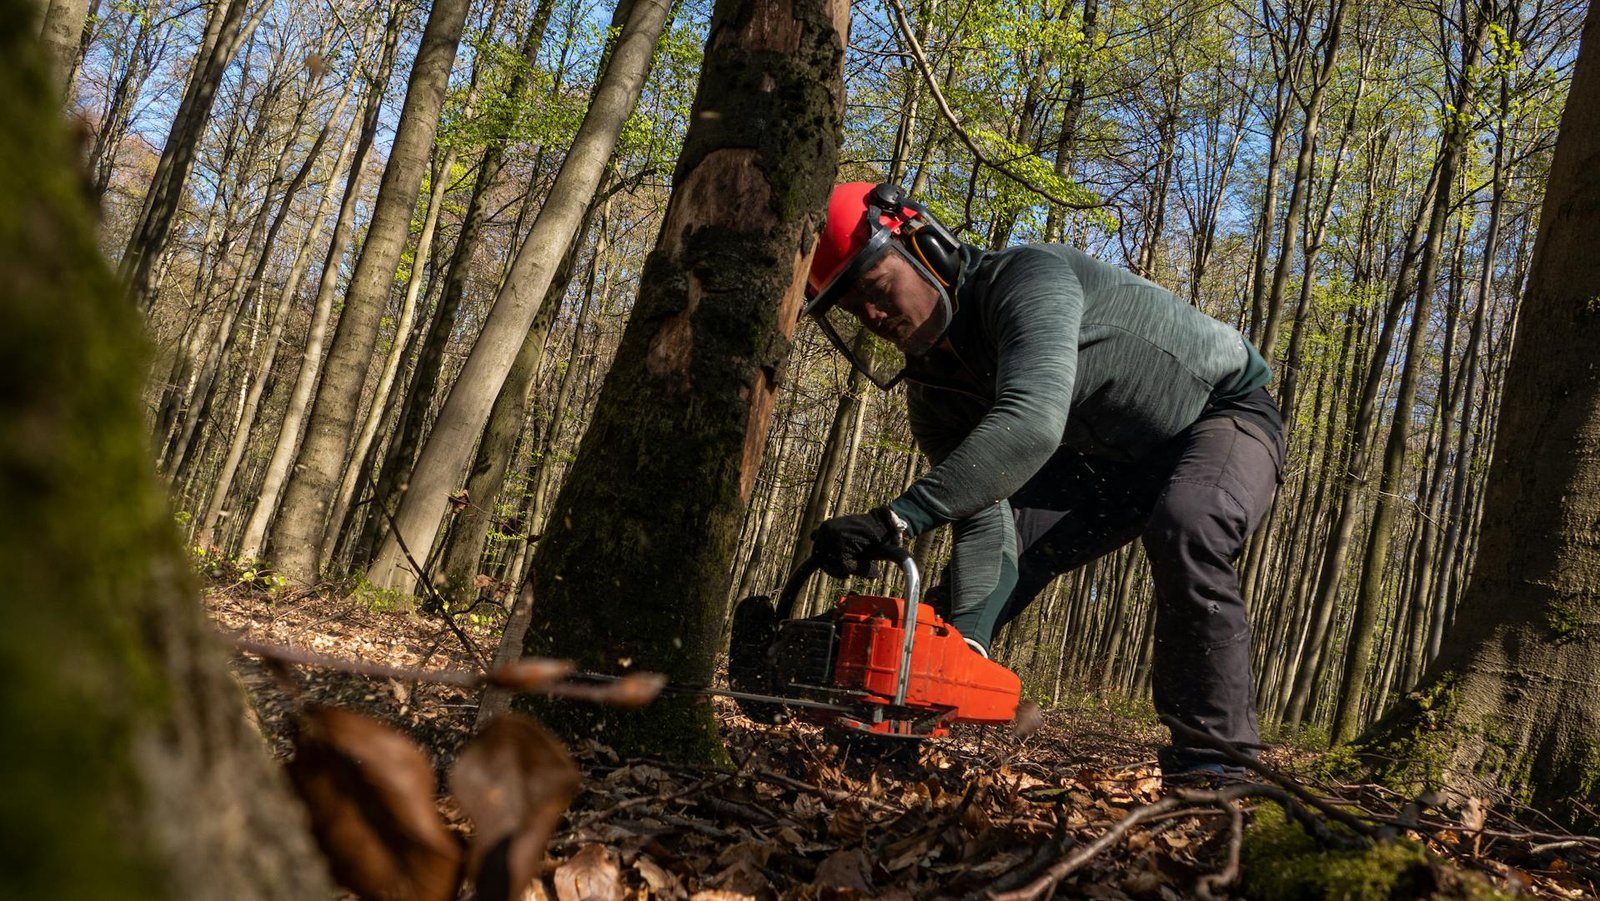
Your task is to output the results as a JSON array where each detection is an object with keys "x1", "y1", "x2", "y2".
[{"x1": 821, "y1": 594, "x2": 1022, "y2": 737}]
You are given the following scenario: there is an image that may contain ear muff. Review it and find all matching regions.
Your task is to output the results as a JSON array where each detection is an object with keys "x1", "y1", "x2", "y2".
[
  {"x1": 906, "y1": 226, "x2": 961, "y2": 288},
  {"x1": 864, "y1": 182, "x2": 963, "y2": 289}
]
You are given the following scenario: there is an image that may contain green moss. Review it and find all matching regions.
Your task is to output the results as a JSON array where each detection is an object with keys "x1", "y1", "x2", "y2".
[
  {"x1": 1544, "y1": 601, "x2": 1584, "y2": 638},
  {"x1": 1242, "y1": 804, "x2": 1510, "y2": 900}
]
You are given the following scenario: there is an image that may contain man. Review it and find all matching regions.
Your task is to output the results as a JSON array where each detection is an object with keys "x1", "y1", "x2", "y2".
[{"x1": 804, "y1": 182, "x2": 1284, "y2": 777}]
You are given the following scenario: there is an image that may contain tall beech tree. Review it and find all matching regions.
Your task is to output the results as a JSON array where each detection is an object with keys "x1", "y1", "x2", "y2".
[
  {"x1": 268, "y1": 0, "x2": 472, "y2": 583},
  {"x1": 1, "y1": 11, "x2": 328, "y2": 894},
  {"x1": 364, "y1": 0, "x2": 675, "y2": 591},
  {"x1": 521, "y1": 0, "x2": 847, "y2": 759},
  {"x1": 1357, "y1": 0, "x2": 1600, "y2": 827}
]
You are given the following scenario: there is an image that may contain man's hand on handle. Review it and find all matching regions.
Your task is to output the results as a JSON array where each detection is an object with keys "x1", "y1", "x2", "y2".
[{"x1": 809, "y1": 506, "x2": 907, "y2": 578}]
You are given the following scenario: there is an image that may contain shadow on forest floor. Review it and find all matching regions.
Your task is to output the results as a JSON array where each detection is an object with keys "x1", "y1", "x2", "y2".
[{"x1": 208, "y1": 579, "x2": 1598, "y2": 899}]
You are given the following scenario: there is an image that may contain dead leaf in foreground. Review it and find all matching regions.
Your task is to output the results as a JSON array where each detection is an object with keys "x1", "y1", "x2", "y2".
[
  {"x1": 450, "y1": 713, "x2": 582, "y2": 901},
  {"x1": 488, "y1": 659, "x2": 576, "y2": 694},
  {"x1": 287, "y1": 705, "x2": 462, "y2": 901},
  {"x1": 1011, "y1": 700, "x2": 1045, "y2": 739}
]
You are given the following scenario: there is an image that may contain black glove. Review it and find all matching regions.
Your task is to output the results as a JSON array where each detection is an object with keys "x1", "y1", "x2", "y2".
[{"x1": 810, "y1": 506, "x2": 904, "y2": 578}]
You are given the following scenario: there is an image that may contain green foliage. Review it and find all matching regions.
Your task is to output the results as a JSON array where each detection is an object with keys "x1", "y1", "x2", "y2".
[
  {"x1": 1263, "y1": 720, "x2": 1333, "y2": 753},
  {"x1": 188, "y1": 543, "x2": 290, "y2": 594},
  {"x1": 351, "y1": 576, "x2": 421, "y2": 615}
]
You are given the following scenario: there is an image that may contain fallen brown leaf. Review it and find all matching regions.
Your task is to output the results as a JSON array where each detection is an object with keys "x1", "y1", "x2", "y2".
[
  {"x1": 286, "y1": 705, "x2": 462, "y2": 901},
  {"x1": 814, "y1": 848, "x2": 874, "y2": 894},
  {"x1": 553, "y1": 844, "x2": 626, "y2": 901},
  {"x1": 488, "y1": 659, "x2": 576, "y2": 694},
  {"x1": 450, "y1": 714, "x2": 581, "y2": 901}
]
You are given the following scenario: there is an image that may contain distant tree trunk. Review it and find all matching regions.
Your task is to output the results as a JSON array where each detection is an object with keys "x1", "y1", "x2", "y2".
[
  {"x1": 1257, "y1": 0, "x2": 1346, "y2": 359},
  {"x1": 365, "y1": 0, "x2": 675, "y2": 591},
  {"x1": 321, "y1": 147, "x2": 453, "y2": 560},
  {"x1": 0, "y1": 15, "x2": 328, "y2": 893},
  {"x1": 438, "y1": 192, "x2": 609, "y2": 597},
  {"x1": 120, "y1": 0, "x2": 264, "y2": 311},
  {"x1": 268, "y1": 0, "x2": 472, "y2": 583},
  {"x1": 788, "y1": 349, "x2": 867, "y2": 572},
  {"x1": 238, "y1": 4, "x2": 403, "y2": 561},
  {"x1": 36, "y1": 0, "x2": 90, "y2": 97},
  {"x1": 523, "y1": 0, "x2": 846, "y2": 760},
  {"x1": 194, "y1": 42, "x2": 371, "y2": 549},
  {"x1": 1045, "y1": 0, "x2": 1096, "y2": 242},
  {"x1": 87, "y1": 0, "x2": 162, "y2": 198},
  {"x1": 1358, "y1": 3, "x2": 1600, "y2": 827},
  {"x1": 1282, "y1": 154, "x2": 1445, "y2": 726},
  {"x1": 1330, "y1": 9, "x2": 1487, "y2": 742},
  {"x1": 1246, "y1": 10, "x2": 1310, "y2": 339},
  {"x1": 362, "y1": 0, "x2": 554, "y2": 559}
]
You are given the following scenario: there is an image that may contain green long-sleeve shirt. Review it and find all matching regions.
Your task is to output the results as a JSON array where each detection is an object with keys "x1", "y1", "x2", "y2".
[{"x1": 886, "y1": 243, "x2": 1269, "y2": 643}]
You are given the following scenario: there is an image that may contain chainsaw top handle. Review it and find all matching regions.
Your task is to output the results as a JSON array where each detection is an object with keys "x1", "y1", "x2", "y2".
[
  {"x1": 776, "y1": 548, "x2": 924, "y2": 707},
  {"x1": 774, "y1": 547, "x2": 921, "y2": 620}
]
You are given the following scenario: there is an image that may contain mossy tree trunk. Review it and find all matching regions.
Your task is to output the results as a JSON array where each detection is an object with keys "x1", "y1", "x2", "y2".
[
  {"x1": 522, "y1": 0, "x2": 847, "y2": 760},
  {"x1": 1357, "y1": 2, "x2": 1600, "y2": 828},
  {"x1": 1, "y1": 12, "x2": 328, "y2": 896}
]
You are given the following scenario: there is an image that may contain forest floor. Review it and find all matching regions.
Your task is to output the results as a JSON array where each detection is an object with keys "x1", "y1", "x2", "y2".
[{"x1": 206, "y1": 576, "x2": 1600, "y2": 900}]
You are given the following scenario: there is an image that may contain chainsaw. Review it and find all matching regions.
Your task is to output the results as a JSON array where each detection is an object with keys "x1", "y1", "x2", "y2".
[{"x1": 724, "y1": 548, "x2": 1022, "y2": 739}]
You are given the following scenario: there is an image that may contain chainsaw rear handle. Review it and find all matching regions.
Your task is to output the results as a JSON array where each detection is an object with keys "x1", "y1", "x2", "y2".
[{"x1": 776, "y1": 547, "x2": 922, "y2": 707}]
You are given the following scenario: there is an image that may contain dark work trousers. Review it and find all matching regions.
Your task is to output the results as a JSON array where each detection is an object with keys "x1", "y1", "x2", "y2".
[{"x1": 1000, "y1": 392, "x2": 1286, "y2": 767}]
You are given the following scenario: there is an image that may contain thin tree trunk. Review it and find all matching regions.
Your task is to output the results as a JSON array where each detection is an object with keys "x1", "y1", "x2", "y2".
[
  {"x1": 194, "y1": 43, "x2": 370, "y2": 549},
  {"x1": 367, "y1": 0, "x2": 675, "y2": 591},
  {"x1": 238, "y1": 5, "x2": 403, "y2": 561},
  {"x1": 269, "y1": 0, "x2": 473, "y2": 583},
  {"x1": 1331, "y1": 10, "x2": 1488, "y2": 742},
  {"x1": 120, "y1": 0, "x2": 265, "y2": 311}
]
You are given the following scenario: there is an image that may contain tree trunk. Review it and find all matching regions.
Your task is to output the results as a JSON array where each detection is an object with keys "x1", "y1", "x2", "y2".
[
  {"x1": 36, "y1": 0, "x2": 90, "y2": 97},
  {"x1": 320, "y1": 147, "x2": 454, "y2": 561},
  {"x1": 1358, "y1": 3, "x2": 1600, "y2": 826},
  {"x1": 238, "y1": 4, "x2": 403, "y2": 561},
  {"x1": 1282, "y1": 154, "x2": 1445, "y2": 726},
  {"x1": 788, "y1": 349, "x2": 868, "y2": 572},
  {"x1": 439, "y1": 192, "x2": 609, "y2": 597},
  {"x1": 0, "y1": 16, "x2": 329, "y2": 892},
  {"x1": 120, "y1": 0, "x2": 265, "y2": 311},
  {"x1": 1257, "y1": 0, "x2": 1347, "y2": 360},
  {"x1": 268, "y1": 0, "x2": 472, "y2": 583},
  {"x1": 362, "y1": 0, "x2": 554, "y2": 559},
  {"x1": 522, "y1": 0, "x2": 846, "y2": 760},
  {"x1": 1330, "y1": 10, "x2": 1487, "y2": 742},
  {"x1": 193, "y1": 40, "x2": 371, "y2": 549},
  {"x1": 366, "y1": 0, "x2": 676, "y2": 591}
]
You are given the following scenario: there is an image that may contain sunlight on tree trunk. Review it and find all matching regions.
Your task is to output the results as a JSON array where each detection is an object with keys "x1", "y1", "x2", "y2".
[
  {"x1": 1356, "y1": 2, "x2": 1600, "y2": 828},
  {"x1": 522, "y1": 0, "x2": 848, "y2": 761}
]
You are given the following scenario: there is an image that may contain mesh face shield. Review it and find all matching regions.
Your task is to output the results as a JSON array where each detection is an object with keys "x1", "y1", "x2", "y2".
[{"x1": 805, "y1": 241, "x2": 953, "y2": 390}]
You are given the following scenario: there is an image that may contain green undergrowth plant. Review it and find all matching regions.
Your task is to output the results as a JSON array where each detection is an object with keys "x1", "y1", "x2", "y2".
[{"x1": 188, "y1": 543, "x2": 289, "y2": 594}]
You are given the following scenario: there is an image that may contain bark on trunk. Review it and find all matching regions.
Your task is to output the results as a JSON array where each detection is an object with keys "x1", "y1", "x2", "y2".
[
  {"x1": 522, "y1": 0, "x2": 847, "y2": 760},
  {"x1": 365, "y1": 0, "x2": 675, "y2": 591},
  {"x1": 0, "y1": 18, "x2": 329, "y2": 893},
  {"x1": 268, "y1": 0, "x2": 471, "y2": 583},
  {"x1": 36, "y1": 0, "x2": 90, "y2": 97},
  {"x1": 1358, "y1": 4, "x2": 1600, "y2": 826},
  {"x1": 238, "y1": 5, "x2": 403, "y2": 561}
]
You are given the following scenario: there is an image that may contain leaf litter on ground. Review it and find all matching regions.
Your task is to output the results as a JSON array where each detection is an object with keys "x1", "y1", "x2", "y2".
[{"x1": 211, "y1": 580, "x2": 1600, "y2": 899}]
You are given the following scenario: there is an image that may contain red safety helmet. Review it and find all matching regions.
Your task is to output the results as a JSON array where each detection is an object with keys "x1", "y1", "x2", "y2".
[{"x1": 804, "y1": 182, "x2": 963, "y2": 387}]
